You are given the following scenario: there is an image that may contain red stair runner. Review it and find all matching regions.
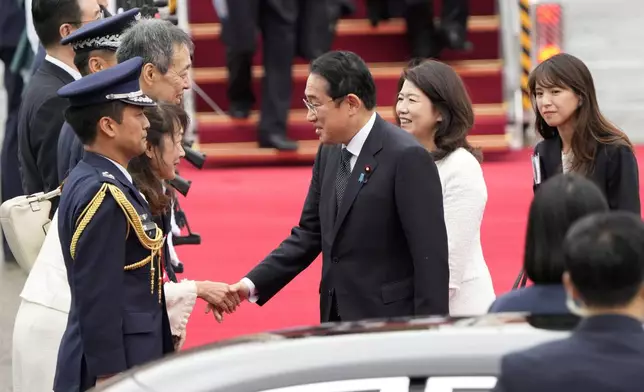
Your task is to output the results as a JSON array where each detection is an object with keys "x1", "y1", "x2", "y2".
[{"x1": 187, "y1": 0, "x2": 508, "y2": 165}]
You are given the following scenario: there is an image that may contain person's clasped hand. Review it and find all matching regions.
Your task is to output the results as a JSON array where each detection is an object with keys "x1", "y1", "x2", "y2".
[
  {"x1": 196, "y1": 281, "x2": 242, "y2": 322},
  {"x1": 204, "y1": 281, "x2": 250, "y2": 323}
]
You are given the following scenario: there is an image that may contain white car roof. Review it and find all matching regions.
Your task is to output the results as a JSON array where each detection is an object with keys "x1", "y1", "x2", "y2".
[{"x1": 99, "y1": 313, "x2": 579, "y2": 392}]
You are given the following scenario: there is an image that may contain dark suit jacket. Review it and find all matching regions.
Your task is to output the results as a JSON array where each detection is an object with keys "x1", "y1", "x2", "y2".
[
  {"x1": 57, "y1": 121, "x2": 85, "y2": 180},
  {"x1": 493, "y1": 315, "x2": 644, "y2": 392},
  {"x1": 246, "y1": 114, "x2": 449, "y2": 322},
  {"x1": 488, "y1": 284, "x2": 570, "y2": 315},
  {"x1": 18, "y1": 59, "x2": 74, "y2": 196},
  {"x1": 533, "y1": 136, "x2": 640, "y2": 214},
  {"x1": 54, "y1": 152, "x2": 173, "y2": 392}
]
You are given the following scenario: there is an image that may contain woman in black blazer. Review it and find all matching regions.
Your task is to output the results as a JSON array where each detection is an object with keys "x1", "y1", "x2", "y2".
[{"x1": 529, "y1": 53, "x2": 640, "y2": 214}]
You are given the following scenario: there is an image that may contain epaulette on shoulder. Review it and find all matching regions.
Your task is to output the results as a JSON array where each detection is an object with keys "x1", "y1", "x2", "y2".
[
  {"x1": 97, "y1": 170, "x2": 120, "y2": 185},
  {"x1": 70, "y1": 181, "x2": 164, "y2": 260}
]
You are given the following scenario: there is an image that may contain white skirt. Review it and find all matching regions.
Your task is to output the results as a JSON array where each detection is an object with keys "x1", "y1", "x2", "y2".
[{"x1": 12, "y1": 299, "x2": 68, "y2": 392}]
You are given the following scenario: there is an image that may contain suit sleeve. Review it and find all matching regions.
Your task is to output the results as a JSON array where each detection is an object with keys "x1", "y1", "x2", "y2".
[
  {"x1": 395, "y1": 145, "x2": 449, "y2": 315},
  {"x1": 71, "y1": 184, "x2": 127, "y2": 376},
  {"x1": 607, "y1": 145, "x2": 640, "y2": 214},
  {"x1": 29, "y1": 95, "x2": 66, "y2": 191},
  {"x1": 245, "y1": 145, "x2": 324, "y2": 305}
]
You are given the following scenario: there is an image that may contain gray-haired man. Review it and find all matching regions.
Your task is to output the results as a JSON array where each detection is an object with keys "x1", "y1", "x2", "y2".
[{"x1": 117, "y1": 18, "x2": 194, "y2": 105}]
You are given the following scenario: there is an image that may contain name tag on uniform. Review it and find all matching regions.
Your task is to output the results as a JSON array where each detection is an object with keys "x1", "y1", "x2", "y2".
[
  {"x1": 139, "y1": 213, "x2": 157, "y2": 236},
  {"x1": 142, "y1": 221, "x2": 156, "y2": 232}
]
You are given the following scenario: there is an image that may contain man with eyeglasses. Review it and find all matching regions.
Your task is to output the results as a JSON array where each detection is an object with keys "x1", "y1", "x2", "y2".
[{"x1": 17, "y1": 0, "x2": 102, "y2": 200}]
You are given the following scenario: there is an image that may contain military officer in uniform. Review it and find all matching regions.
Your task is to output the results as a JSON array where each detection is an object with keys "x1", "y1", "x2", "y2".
[
  {"x1": 57, "y1": 7, "x2": 141, "y2": 180},
  {"x1": 53, "y1": 57, "x2": 174, "y2": 392}
]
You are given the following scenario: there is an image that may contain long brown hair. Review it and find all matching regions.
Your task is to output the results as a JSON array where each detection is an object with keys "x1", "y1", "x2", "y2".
[
  {"x1": 528, "y1": 53, "x2": 632, "y2": 174},
  {"x1": 396, "y1": 59, "x2": 482, "y2": 162},
  {"x1": 129, "y1": 103, "x2": 190, "y2": 216}
]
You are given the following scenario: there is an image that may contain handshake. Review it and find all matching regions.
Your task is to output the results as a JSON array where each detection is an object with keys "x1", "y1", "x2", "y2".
[{"x1": 195, "y1": 280, "x2": 250, "y2": 323}]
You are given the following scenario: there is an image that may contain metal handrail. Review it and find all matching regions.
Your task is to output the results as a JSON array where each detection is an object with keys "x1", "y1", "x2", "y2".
[{"x1": 497, "y1": 0, "x2": 526, "y2": 149}]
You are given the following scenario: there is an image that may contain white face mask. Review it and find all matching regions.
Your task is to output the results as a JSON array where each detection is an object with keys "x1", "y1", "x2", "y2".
[{"x1": 565, "y1": 291, "x2": 589, "y2": 317}]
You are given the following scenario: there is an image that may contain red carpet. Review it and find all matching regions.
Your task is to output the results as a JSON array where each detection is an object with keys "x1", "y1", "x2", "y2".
[{"x1": 177, "y1": 147, "x2": 644, "y2": 349}]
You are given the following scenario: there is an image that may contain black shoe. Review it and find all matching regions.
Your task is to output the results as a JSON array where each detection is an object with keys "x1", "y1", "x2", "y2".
[
  {"x1": 228, "y1": 103, "x2": 252, "y2": 119},
  {"x1": 259, "y1": 135, "x2": 299, "y2": 151},
  {"x1": 174, "y1": 262, "x2": 184, "y2": 274},
  {"x1": 441, "y1": 26, "x2": 472, "y2": 51}
]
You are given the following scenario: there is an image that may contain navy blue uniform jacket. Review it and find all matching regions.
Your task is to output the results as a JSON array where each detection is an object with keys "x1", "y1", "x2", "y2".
[
  {"x1": 57, "y1": 121, "x2": 85, "y2": 180},
  {"x1": 53, "y1": 152, "x2": 174, "y2": 392}
]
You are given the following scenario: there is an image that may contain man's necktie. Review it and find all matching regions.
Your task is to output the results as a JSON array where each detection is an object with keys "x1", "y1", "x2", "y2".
[{"x1": 335, "y1": 147, "x2": 353, "y2": 210}]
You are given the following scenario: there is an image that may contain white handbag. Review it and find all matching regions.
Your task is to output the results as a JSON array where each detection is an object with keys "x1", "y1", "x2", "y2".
[{"x1": 0, "y1": 187, "x2": 61, "y2": 273}]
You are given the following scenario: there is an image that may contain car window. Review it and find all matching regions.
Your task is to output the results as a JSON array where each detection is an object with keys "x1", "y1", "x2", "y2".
[
  {"x1": 258, "y1": 377, "x2": 410, "y2": 392},
  {"x1": 425, "y1": 376, "x2": 497, "y2": 391},
  {"x1": 255, "y1": 376, "x2": 498, "y2": 392}
]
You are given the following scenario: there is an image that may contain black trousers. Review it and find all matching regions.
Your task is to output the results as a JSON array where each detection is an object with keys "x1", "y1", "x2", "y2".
[
  {"x1": 219, "y1": 0, "x2": 297, "y2": 142},
  {"x1": 0, "y1": 47, "x2": 24, "y2": 261},
  {"x1": 406, "y1": 0, "x2": 469, "y2": 58}
]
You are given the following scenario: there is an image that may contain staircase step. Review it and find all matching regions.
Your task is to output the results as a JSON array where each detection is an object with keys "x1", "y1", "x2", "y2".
[
  {"x1": 190, "y1": 15, "x2": 498, "y2": 39},
  {"x1": 188, "y1": 0, "x2": 497, "y2": 24},
  {"x1": 193, "y1": 59, "x2": 503, "y2": 112},
  {"x1": 191, "y1": 15, "x2": 500, "y2": 68},
  {"x1": 195, "y1": 103, "x2": 506, "y2": 144},
  {"x1": 197, "y1": 134, "x2": 510, "y2": 166}
]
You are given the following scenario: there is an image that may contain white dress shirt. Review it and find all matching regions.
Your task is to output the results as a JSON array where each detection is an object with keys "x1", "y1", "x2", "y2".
[
  {"x1": 241, "y1": 112, "x2": 378, "y2": 302},
  {"x1": 44, "y1": 54, "x2": 82, "y2": 81}
]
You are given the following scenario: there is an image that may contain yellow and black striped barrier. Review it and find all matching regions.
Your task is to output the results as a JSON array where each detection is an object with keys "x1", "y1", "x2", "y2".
[{"x1": 519, "y1": 0, "x2": 532, "y2": 110}]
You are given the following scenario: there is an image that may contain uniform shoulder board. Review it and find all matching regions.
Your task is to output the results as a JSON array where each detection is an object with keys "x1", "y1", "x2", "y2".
[{"x1": 96, "y1": 170, "x2": 119, "y2": 186}]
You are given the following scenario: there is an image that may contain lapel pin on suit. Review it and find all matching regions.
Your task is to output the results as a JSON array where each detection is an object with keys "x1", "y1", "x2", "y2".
[{"x1": 359, "y1": 165, "x2": 372, "y2": 184}]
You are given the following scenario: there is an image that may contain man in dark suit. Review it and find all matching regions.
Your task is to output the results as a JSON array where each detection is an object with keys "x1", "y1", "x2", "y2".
[
  {"x1": 365, "y1": 0, "x2": 469, "y2": 58},
  {"x1": 493, "y1": 211, "x2": 644, "y2": 392},
  {"x1": 17, "y1": 0, "x2": 102, "y2": 196},
  {"x1": 57, "y1": 8, "x2": 141, "y2": 180},
  {"x1": 212, "y1": 51, "x2": 449, "y2": 322},
  {"x1": 215, "y1": 0, "x2": 299, "y2": 151},
  {"x1": 54, "y1": 57, "x2": 174, "y2": 392}
]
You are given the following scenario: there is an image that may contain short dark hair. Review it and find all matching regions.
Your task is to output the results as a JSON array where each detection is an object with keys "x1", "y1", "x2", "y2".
[
  {"x1": 32, "y1": 0, "x2": 82, "y2": 48},
  {"x1": 129, "y1": 103, "x2": 189, "y2": 216},
  {"x1": 73, "y1": 49, "x2": 116, "y2": 77},
  {"x1": 564, "y1": 212, "x2": 644, "y2": 307},
  {"x1": 310, "y1": 51, "x2": 377, "y2": 110},
  {"x1": 401, "y1": 60, "x2": 481, "y2": 162},
  {"x1": 524, "y1": 173, "x2": 609, "y2": 284},
  {"x1": 64, "y1": 101, "x2": 126, "y2": 145}
]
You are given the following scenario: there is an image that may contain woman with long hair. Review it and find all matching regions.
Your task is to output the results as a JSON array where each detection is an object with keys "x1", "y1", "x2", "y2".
[
  {"x1": 529, "y1": 53, "x2": 640, "y2": 213},
  {"x1": 489, "y1": 173, "x2": 609, "y2": 314},
  {"x1": 395, "y1": 59, "x2": 495, "y2": 315},
  {"x1": 129, "y1": 103, "x2": 237, "y2": 340}
]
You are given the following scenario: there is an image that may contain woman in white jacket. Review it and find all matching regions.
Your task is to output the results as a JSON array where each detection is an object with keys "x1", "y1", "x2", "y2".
[
  {"x1": 395, "y1": 59, "x2": 495, "y2": 315},
  {"x1": 12, "y1": 103, "x2": 232, "y2": 392}
]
